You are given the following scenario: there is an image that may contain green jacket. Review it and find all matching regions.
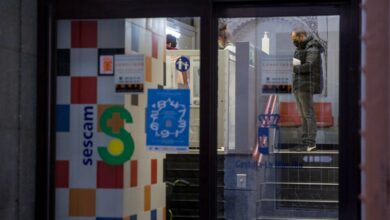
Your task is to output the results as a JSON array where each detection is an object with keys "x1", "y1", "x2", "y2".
[{"x1": 293, "y1": 35, "x2": 324, "y2": 94}]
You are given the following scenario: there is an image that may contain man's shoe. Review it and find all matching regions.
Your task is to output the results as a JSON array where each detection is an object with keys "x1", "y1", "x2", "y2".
[
  {"x1": 306, "y1": 144, "x2": 317, "y2": 152},
  {"x1": 290, "y1": 145, "x2": 306, "y2": 152}
]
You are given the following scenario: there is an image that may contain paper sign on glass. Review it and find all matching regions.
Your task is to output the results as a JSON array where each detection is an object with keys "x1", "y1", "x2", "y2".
[
  {"x1": 146, "y1": 89, "x2": 190, "y2": 152},
  {"x1": 293, "y1": 58, "x2": 301, "y2": 66},
  {"x1": 114, "y1": 54, "x2": 145, "y2": 93},
  {"x1": 99, "y1": 55, "x2": 114, "y2": 75}
]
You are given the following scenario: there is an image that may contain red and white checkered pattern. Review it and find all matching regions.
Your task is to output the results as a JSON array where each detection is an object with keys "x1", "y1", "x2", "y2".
[{"x1": 55, "y1": 18, "x2": 167, "y2": 220}]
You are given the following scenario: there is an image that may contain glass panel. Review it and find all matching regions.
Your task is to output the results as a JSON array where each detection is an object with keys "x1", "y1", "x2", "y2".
[
  {"x1": 218, "y1": 16, "x2": 340, "y2": 219},
  {"x1": 55, "y1": 17, "x2": 200, "y2": 220}
]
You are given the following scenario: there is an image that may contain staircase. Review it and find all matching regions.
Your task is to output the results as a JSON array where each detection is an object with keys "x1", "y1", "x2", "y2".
[
  {"x1": 163, "y1": 148, "x2": 339, "y2": 220},
  {"x1": 256, "y1": 145, "x2": 339, "y2": 220},
  {"x1": 164, "y1": 153, "x2": 226, "y2": 220}
]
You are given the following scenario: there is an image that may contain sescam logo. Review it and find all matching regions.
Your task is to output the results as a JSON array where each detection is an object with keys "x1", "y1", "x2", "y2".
[
  {"x1": 83, "y1": 106, "x2": 94, "y2": 166},
  {"x1": 98, "y1": 106, "x2": 135, "y2": 165}
]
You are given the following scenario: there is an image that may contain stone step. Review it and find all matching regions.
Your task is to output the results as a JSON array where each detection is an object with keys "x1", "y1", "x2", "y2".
[
  {"x1": 258, "y1": 166, "x2": 339, "y2": 183},
  {"x1": 257, "y1": 217, "x2": 337, "y2": 220},
  {"x1": 261, "y1": 189, "x2": 338, "y2": 201},
  {"x1": 257, "y1": 199, "x2": 338, "y2": 219},
  {"x1": 274, "y1": 151, "x2": 339, "y2": 168},
  {"x1": 259, "y1": 184, "x2": 338, "y2": 201}
]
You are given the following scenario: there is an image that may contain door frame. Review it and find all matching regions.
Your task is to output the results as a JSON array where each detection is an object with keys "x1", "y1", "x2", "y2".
[{"x1": 36, "y1": 1, "x2": 360, "y2": 220}]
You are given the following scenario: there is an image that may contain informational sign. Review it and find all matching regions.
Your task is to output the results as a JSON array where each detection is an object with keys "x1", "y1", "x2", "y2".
[
  {"x1": 99, "y1": 55, "x2": 114, "y2": 75},
  {"x1": 257, "y1": 113, "x2": 280, "y2": 155},
  {"x1": 146, "y1": 89, "x2": 190, "y2": 152},
  {"x1": 260, "y1": 55, "x2": 293, "y2": 94},
  {"x1": 258, "y1": 127, "x2": 269, "y2": 155},
  {"x1": 175, "y1": 56, "x2": 190, "y2": 72},
  {"x1": 114, "y1": 54, "x2": 144, "y2": 93}
]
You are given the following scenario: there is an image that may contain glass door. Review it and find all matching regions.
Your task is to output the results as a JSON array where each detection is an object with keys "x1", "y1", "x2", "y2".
[
  {"x1": 217, "y1": 15, "x2": 340, "y2": 219},
  {"x1": 54, "y1": 17, "x2": 202, "y2": 220}
]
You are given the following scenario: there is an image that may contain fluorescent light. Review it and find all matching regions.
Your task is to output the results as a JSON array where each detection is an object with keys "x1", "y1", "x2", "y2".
[{"x1": 166, "y1": 28, "x2": 181, "y2": 39}]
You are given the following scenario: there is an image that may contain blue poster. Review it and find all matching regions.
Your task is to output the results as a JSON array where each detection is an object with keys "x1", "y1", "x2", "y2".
[{"x1": 146, "y1": 89, "x2": 190, "y2": 152}]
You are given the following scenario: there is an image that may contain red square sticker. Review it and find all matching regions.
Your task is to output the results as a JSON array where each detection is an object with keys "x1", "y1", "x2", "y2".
[
  {"x1": 56, "y1": 160, "x2": 69, "y2": 188},
  {"x1": 71, "y1": 21, "x2": 97, "y2": 48},
  {"x1": 97, "y1": 161, "x2": 124, "y2": 188},
  {"x1": 130, "y1": 160, "x2": 138, "y2": 187},
  {"x1": 71, "y1": 77, "x2": 97, "y2": 104},
  {"x1": 151, "y1": 159, "x2": 157, "y2": 184}
]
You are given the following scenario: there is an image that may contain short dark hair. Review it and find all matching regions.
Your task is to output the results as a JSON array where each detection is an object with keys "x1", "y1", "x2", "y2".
[
  {"x1": 166, "y1": 34, "x2": 177, "y2": 48},
  {"x1": 218, "y1": 22, "x2": 227, "y2": 31},
  {"x1": 292, "y1": 26, "x2": 307, "y2": 37},
  {"x1": 218, "y1": 22, "x2": 231, "y2": 42}
]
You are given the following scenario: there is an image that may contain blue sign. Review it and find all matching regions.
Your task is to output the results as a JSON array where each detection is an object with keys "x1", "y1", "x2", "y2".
[
  {"x1": 258, "y1": 127, "x2": 269, "y2": 155},
  {"x1": 146, "y1": 89, "x2": 190, "y2": 152},
  {"x1": 175, "y1": 56, "x2": 190, "y2": 72},
  {"x1": 258, "y1": 114, "x2": 280, "y2": 128}
]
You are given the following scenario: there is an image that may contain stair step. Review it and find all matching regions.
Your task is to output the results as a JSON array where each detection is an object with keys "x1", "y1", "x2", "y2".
[
  {"x1": 274, "y1": 150, "x2": 339, "y2": 154},
  {"x1": 279, "y1": 144, "x2": 338, "y2": 151},
  {"x1": 271, "y1": 166, "x2": 338, "y2": 169},
  {"x1": 257, "y1": 205, "x2": 338, "y2": 219},
  {"x1": 171, "y1": 215, "x2": 226, "y2": 220},
  {"x1": 274, "y1": 153, "x2": 339, "y2": 168},
  {"x1": 261, "y1": 182, "x2": 338, "y2": 186},
  {"x1": 260, "y1": 185, "x2": 338, "y2": 201},
  {"x1": 257, "y1": 198, "x2": 339, "y2": 210},
  {"x1": 260, "y1": 167, "x2": 338, "y2": 183},
  {"x1": 165, "y1": 168, "x2": 225, "y2": 172},
  {"x1": 257, "y1": 217, "x2": 337, "y2": 220},
  {"x1": 257, "y1": 198, "x2": 338, "y2": 209},
  {"x1": 258, "y1": 199, "x2": 338, "y2": 203}
]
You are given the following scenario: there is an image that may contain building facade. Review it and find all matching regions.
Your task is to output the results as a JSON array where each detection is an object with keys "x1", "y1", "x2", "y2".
[{"x1": 2, "y1": 0, "x2": 389, "y2": 220}]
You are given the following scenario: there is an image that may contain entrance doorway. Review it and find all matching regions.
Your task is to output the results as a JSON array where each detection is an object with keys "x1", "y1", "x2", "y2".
[
  {"x1": 216, "y1": 15, "x2": 340, "y2": 219},
  {"x1": 37, "y1": 1, "x2": 360, "y2": 220}
]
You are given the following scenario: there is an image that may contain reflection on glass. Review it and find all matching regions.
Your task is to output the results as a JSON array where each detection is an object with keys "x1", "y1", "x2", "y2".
[
  {"x1": 218, "y1": 16, "x2": 340, "y2": 219},
  {"x1": 164, "y1": 17, "x2": 202, "y2": 220}
]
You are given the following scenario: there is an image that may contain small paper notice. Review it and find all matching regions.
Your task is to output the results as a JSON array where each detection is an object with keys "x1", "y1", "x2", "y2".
[{"x1": 293, "y1": 58, "x2": 301, "y2": 66}]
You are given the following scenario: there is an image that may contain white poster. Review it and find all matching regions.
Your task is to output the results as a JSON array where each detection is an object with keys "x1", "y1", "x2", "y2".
[
  {"x1": 260, "y1": 55, "x2": 293, "y2": 94},
  {"x1": 114, "y1": 54, "x2": 145, "y2": 93}
]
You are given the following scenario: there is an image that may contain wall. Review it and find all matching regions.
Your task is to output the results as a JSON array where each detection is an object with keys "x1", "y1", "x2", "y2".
[
  {"x1": 362, "y1": 0, "x2": 390, "y2": 219},
  {"x1": 0, "y1": 0, "x2": 37, "y2": 219}
]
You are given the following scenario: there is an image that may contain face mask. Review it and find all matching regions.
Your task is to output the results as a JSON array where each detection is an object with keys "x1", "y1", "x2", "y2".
[{"x1": 293, "y1": 40, "x2": 301, "y2": 48}]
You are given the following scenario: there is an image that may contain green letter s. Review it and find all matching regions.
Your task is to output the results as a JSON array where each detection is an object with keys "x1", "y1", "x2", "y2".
[{"x1": 98, "y1": 106, "x2": 134, "y2": 165}]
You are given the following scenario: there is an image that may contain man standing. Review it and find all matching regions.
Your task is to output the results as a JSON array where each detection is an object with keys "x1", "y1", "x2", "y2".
[{"x1": 290, "y1": 27, "x2": 324, "y2": 152}]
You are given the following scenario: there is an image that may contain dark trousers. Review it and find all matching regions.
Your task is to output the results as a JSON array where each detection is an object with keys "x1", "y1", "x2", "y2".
[{"x1": 293, "y1": 90, "x2": 317, "y2": 146}]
